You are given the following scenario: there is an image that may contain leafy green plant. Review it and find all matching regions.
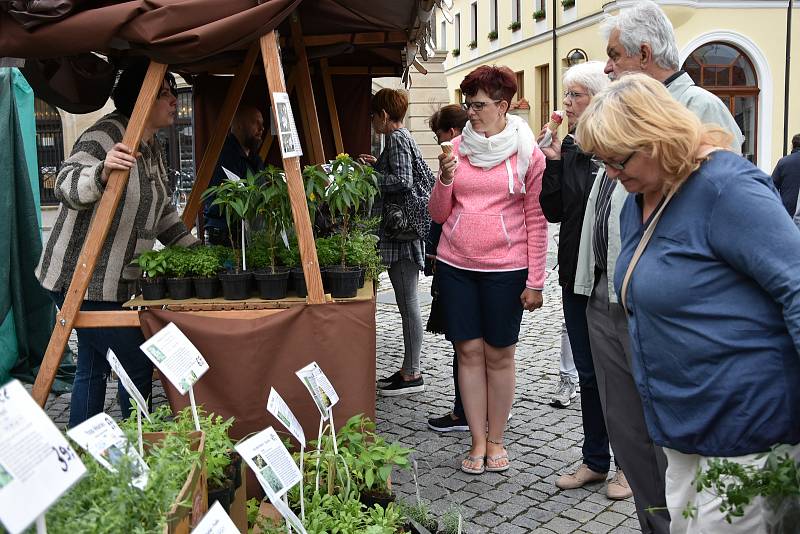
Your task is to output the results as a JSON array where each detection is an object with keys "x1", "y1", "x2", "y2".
[
  {"x1": 467, "y1": 40, "x2": 477, "y2": 49},
  {"x1": 321, "y1": 153, "x2": 379, "y2": 266},
  {"x1": 684, "y1": 446, "x2": 800, "y2": 524},
  {"x1": 136, "y1": 249, "x2": 167, "y2": 278},
  {"x1": 398, "y1": 500, "x2": 438, "y2": 531},
  {"x1": 345, "y1": 230, "x2": 384, "y2": 282},
  {"x1": 451, "y1": 48, "x2": 460, "y2": 57},
  {"x1": 251, "y1": 165, "x2": 292, "y2": 270},
  {"x1": 487, "y1": 30, "x2": 498, "y2": 41},
  {"x1": 315, "y1": 236, "x2": 340, "y2": 267},
  {"x1": 277, "y1": 235, "x2": 301, "y2": 267},
  {"x1": 164, "y1": 246, "x2": 193, "y2": 278},
  {"x1": 202, "y1": 173, "x2": 260, "y2": 272},
  {"x1": 508, "y1": 20, "x2": 521, "y2": 31},
  {"x1": 188, "y1": 246, "x2": 223, "y2": 278},
  {"x1": 561, "y1": 0, "x2": 575, "y2": 8},
  {"x1": 533, "y1": 8, "x2": 546, "y2": 20},
  {"x1": 302, "y1": 164, "x2": 331, "y2": 227},
  {"x1": 441, "y1": 505, "x2": 464, "y2": 534}
]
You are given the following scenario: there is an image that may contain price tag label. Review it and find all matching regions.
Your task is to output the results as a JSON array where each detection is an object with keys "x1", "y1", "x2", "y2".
[{"x1": 0, "y1": 380, "x2": 86, "y2": 534}]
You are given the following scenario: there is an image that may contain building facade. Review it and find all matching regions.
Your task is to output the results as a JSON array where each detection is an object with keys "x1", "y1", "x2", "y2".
[{"x1": 438, "y1": 0, "x2": 800, "y2": 172}]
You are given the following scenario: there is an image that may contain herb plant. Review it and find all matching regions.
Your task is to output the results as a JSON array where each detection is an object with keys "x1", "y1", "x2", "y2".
[{"x1": 136, "y1": 249, "x2": 167, "y2": 278}]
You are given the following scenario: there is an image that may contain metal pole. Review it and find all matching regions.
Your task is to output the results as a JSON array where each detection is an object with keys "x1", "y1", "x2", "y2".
[
  {"x1": 784, "y1": 0, "x2": 793, "y2": 156},
  {"x1": 552, "y1": 0, "x2": 559, "y2": 115}
]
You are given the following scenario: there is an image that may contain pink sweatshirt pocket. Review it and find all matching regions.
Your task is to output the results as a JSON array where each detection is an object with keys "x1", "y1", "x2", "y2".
[{"x1": 448, "y1": 212, "x2": 512, "y2": 260}]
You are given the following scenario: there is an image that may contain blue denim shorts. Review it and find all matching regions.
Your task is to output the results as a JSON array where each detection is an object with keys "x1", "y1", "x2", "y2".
[{"x1": 436, "y1": 261, "x2": 527, "y2": 348}]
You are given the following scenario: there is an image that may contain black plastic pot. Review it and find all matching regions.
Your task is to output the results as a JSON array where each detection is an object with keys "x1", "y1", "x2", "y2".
[
  {"x1": 290, "y1": 267, "x2": 307, "y2": 298},
  {"x1": 327, "y1": 266, "x2": 361, "y2": 298},
  {"x1": 320, "y1": 267, "x2": 331, "y2": 293},
  {"x1": 359, "y1": 490, "x2": 395, "y2": 509},
  {"x1": 406, "y1": 519, "x2": 438, "y2": 534},
  {"x1": 219, "y1": 271, "x2": 253, "y2": 300},
  {"x1": 166, "y1": 277, "x2": 193, "y2": 300},
  {"x1": 208, "y1": 478, "x2": 233, "y2": 513},
  {"x1": 140, "y1": 277, "x2": 166, "y2": 300},
  {"x1": 254, "y1": 267, "x2": 290, "y2": 299},
  {"x1": 358, "y1": 268, "x2": 366, "y2": 288},
  {"x1": 193, "y1": 276, "x2": 221, "y2": 299}
]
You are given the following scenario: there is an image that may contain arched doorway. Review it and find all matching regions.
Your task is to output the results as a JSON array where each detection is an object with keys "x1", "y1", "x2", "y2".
[
  {"x1": 682, "y1": 42, "x2": 759, "y2": 163},
  {"x1": 34, "y1": 98, "x2": 65, "y2": 205}
]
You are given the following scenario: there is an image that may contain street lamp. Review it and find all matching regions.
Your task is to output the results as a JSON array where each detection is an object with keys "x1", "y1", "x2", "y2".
[{"x1": 566, "y1": 48, "x2": 588, "y2": 66}]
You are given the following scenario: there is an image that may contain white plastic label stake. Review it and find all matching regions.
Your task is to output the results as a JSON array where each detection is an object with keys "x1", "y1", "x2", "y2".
[
  {"x1": 0, "y1": 381, "x2": 86, "y2": 534},
  {"x1": 188, "y1": 387, "x2": 201, "y2": 432},
  {"x1": 136, "y1": 405, "x2": 143, "y2": 457},
  {"x1": 35, "y1": 515, "x2": 46, "y2": 534},
  {"x1": 106, "y1": 349, "x2": 151, "y2": 422}
]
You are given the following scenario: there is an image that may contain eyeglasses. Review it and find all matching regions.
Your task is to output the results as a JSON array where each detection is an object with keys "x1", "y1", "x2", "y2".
[
  {"x1": 598, "y1": 152, "x2": 635, "y2": 170},
  {"x1": 563, "y1": 90, "x2": 589, "y2": 100},
  {"x1": 461, "y1": 100, "x2": 501, "y2": 111}
]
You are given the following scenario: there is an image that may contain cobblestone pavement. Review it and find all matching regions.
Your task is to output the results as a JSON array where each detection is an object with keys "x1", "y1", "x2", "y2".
[{"x1": 35, "y1": 225, "x2": 641, "y2": 533}]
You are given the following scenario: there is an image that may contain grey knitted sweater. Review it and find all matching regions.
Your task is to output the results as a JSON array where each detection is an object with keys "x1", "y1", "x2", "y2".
[{"x1": 36, "y1": 112, "x2": 196, "y2": 302}]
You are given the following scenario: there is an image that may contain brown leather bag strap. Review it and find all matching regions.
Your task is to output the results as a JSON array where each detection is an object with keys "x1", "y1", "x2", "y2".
[{"x1": 620, "y1": 188, "x2": 677, "y2": 314}]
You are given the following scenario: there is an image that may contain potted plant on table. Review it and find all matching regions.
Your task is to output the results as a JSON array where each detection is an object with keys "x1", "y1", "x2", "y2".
[
  {"x1": 202, "y1": 174, "x2": 259, "y2": 300},
  {"x1": 251, "y1": 165, "x2": 293, "y2": 299},
  {"x1": 323, "y1": 153, "x2": 379, "y2": 298},
  {"x1": 188, "y1": 246, "x2": 223, "y2": 299},
  {"x1": 136, "y1": 249, "x2": 168, "y2": 300},
  {"x1": 163, "y1": 246, "x2": 194, "y2": 299}
]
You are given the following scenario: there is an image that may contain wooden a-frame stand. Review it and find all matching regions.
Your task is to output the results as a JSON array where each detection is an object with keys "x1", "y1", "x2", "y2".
[{"x1": 31, "y1": 29, "x2": 332, "y2": 406}]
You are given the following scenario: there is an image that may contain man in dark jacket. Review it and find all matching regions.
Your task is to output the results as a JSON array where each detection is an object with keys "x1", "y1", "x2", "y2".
[{"x1": 772, "y1": 134, "x2": 800, "y2": 215}]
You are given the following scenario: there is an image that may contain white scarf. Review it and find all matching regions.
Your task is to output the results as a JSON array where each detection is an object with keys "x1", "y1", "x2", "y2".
[{"x1": 459, "y1": 113, "x2": 535, "y2": 194}]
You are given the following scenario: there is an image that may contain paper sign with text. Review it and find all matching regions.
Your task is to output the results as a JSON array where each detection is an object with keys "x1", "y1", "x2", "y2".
[
  {"x1": 0, "y1": 380, "x2": 86, "y2": 534},
  {"x1": 191, "y1": 501, "x2": 239, "y2": 534},
  {"x1": 140, "y1": 322, "x2": 209, "y2": 395},
  {"x1": 295, "y1": 362, "x2": 339, "y2": 420},
  {"x1": 107, "y1": 349, "x2": 151, "y2": 421},
  {"x1": 235, "y1": 427, "x2": 301, "y2": 499},
  {"x1": 266, "y1": 492, "x2": 307, "y2": 534},
  {"x1": 273, "y1": 92, "x2": 303, "y2": 158},
  {"x1": 67, "y1": 413, "x2": 149, "y2": 490},
  {"x1": 267, "y1": 388, "x2": 305, "y2": 447}
]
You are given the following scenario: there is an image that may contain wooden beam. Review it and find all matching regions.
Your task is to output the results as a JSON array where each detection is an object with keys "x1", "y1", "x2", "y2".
[
  {"x1": 320, "y1": 59, "x2": 344, "y2": 155},
  {"x1": 182, "y1": 43, "x2": 260, "y2": 229},
  {"x1": 260, "y1": 31, "x2": 326, "y2": 304},
  {"x1": 290, "y1": 14, "x2": 326, "y2": 164},
  {"x1": 71, "y1": 309, "x2": 289, "y2": 327},
  {"x1": 32, "y1": 61, "x2": 167, "y2": 406},
  {"x1": 326, "y1": 66, "x2": 397, "y2": 76},
  {"x1": 303, "y1": 31, "x2": 407, "y2": 48}
]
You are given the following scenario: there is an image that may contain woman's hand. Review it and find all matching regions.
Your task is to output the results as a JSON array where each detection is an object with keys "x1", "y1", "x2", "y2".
[
  {"x1": 438, "y1": 152, "x2": 458, "y2": 185},
  {"x1": 520, "y1": 288, "x2": 543, "y2": 312},
  {"x1": 357, "y1": 154, "x2": 377, "y2": 166},
  {"x1": 102, "y1": 143, "x2": 138, "y2": 183},
  {"x1": 536, "y1": 126, "x2": 561, "y2": 160}
]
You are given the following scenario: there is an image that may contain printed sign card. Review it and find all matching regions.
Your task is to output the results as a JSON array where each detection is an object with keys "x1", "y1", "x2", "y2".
[
  {"x1": 267, "y1": 388, "x2": 306, "y2": 447},
  {"x1": 267, "y1": 493, "x2": 307, "y2": 534},
  {"x1": 235, "y1": 427, "x2": 301, "y2": 499},
  {"x1": 295, "y1": 362, "x2": 339, "y2": 420},
  {"x1": 273, "y1": 92, "x2": 303, "y2": 158},
  {"x1": 67, "y1": 413, "x2": 149, "y2": 490},
  {"x1": 0, "y1": 380, "x2": 86, "y2": 534},
  {"x1": 191, "y1": 501, "x2": 239, "y2": 534},
  {"x1": 140, "y1": 322, "x2": 209, "y2": 395},
  {"x1": 107, "y1": 349, "x2": 151, "y2": 421}
]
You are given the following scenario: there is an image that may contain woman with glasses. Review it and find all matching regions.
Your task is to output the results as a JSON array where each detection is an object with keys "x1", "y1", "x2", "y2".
[
  {"x1": 536, "y1": 61, "x2": 632, "y2": 500},
  {"x1": 430, "y1": 65, "x2": 547, "y2": 474},
  {"x1": 578, "y1": 73, "x2": 800, "y2": 533}
]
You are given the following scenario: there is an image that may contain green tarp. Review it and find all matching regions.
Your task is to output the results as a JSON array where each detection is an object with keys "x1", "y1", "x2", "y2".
[{"x1": 0, "y1": 68, "x2": 71, "y2": 390}]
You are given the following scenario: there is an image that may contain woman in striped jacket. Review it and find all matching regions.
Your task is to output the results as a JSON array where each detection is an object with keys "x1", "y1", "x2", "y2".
[{"x1": 36, "y1": 60, "x2": 197, "y2": 426}]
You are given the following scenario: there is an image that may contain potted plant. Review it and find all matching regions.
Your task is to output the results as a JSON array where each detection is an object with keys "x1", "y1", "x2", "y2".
[
  {"x1": 487, "y1": 30, "x2": 498, "y2": 41},
  {"x1": 467, "y1": 40, "x2": 477, "y2": 49},
  {"x1": 188, "y1": 247, "x2": 223, "y2": 299},
  {"x1": 507, "y1": 20, "x2": 521, "y2": 31},
  {"x1": 136, "y1": 249, "x2": 168, "y2": 300},
  {"x1": 561, "y1": 0, "x2": 575, "y2": 8},
  {"x1": 451, "y1": 48, "x2": 460, "y2": 57},
  {"x1": 164, "y1": 246, "x2": 194, "y2": 300},
  {"x1": 277, "y1": 235, "x2": 306, "y2": 298},
  {"x1": 440, "y1": 506, "x2": 464, "y2": 534},
  {"x1": 251, "y1": 165, "x2": 293, "y2": 300},
  {"x1": 399, "y1": 501, "x2": 439, "y2": 534},
  {"x1": 346, "y1": 217, "x2": 384, "y2": 288},
  {"x1": 202, "y1": 174, "x2": 259, "y2": 300},
  {"x1": 533, "y1": 8, "x2": 546, "y2": 20},
  {"x1": 323, "y1": 153, "x2": 379, "y2": 298}
]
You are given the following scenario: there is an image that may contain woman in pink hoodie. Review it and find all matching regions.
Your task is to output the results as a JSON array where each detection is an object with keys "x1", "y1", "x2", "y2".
[{"x1": 431, "y1": 65, "x2": 548, "y2": 474}]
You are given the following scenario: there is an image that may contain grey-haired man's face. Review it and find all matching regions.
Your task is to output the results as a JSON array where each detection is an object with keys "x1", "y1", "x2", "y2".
[{"x1": 604, "y1": 29, "x2": 644, "y2": 81}]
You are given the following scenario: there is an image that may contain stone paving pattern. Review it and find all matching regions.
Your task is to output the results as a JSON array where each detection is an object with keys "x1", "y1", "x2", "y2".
[{"x1": 35, "y1": 225, "x2": 642, "y2": 533}]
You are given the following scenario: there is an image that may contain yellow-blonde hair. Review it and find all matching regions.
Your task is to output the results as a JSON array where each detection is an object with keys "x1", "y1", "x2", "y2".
[{"x1": 576, "y1": 73, "x2": 733, "y2": 191}]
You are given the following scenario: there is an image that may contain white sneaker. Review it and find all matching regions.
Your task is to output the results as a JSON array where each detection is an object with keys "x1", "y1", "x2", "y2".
[{"x1": 549, "y1": 374, "x2": 578, "y2": 408}]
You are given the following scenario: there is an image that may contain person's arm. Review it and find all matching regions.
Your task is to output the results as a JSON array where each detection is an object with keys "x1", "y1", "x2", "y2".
[
  {"x1": 539, "y1": 158, "x2": 564, "y2": 222},
  {"x1": 772, "y1": 159, "x2": 785, "y2": 191},
  {"x1": 375, "y1": 133, "x2": 413, "y2": 194},
  {"x1": 524, "y1": 149, "x2": 549, "y2": 291},
  {"x1": 708, "y1": 166, "x2": 800, "y2": 354}
]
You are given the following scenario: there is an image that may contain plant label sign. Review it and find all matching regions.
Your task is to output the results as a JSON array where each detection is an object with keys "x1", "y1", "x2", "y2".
[
  {"x1": 295, "y1": 362, "x2": 339, "y2": 420},
  {"x1": 140, "y1": 322, "x2": 209, "y2": 395},
  {"x1": 106, "y1": 349, "x2": 151, "y2": 422},
  {"x1": 67, "y1": 413, "x2": 150, "y2": 490},
  {"x1": 267, "y1": 493, "x2": 307, "y2": 534},
  {"x1": 191, "y1": 501, "x2": 239, "y2": 534},
  {"x1": 235, "y1": 427, "x2": 301, "y2": 500},
  {"x1": 0, "y1": 380, "x2": 86, "y2": 534},
  {"x1": 273, "y1": 92, "x2": 303, "y2": 159},
  {"x1": 267, "y1": 388, "x2": 305, "y2": 447}
]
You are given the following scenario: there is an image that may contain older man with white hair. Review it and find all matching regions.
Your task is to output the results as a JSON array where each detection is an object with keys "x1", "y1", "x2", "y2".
[{"x1": 603, "y1": 0, "x2": 744, "y2": 152}]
